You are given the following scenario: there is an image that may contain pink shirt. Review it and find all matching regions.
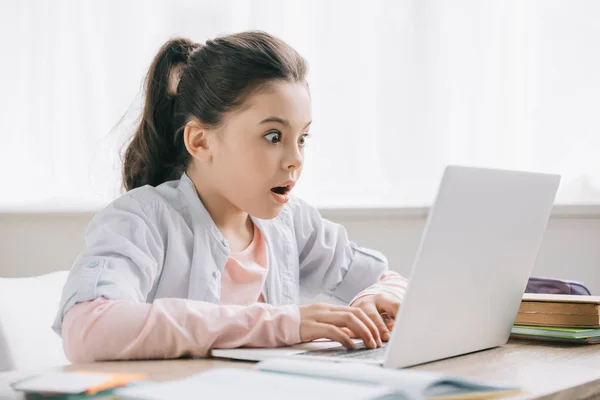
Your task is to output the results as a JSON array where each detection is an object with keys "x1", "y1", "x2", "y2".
[
  {"x1": 220, "y1": 225, "x2": 268, "y2": 305},
  {"x1": 62, "y1": 226, "x2": 407, "y2": 363}
]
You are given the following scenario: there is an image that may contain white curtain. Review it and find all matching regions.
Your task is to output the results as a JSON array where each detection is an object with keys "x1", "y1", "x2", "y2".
[{"x1": 1, "y1": 0, "x2": 600, "y2": 210}]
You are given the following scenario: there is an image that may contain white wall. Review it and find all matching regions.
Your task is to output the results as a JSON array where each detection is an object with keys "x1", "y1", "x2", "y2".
[
  {"x1": 1, "y1": 207, "x2": 599, "y2": 293},
  {"x1": 322, "y1": 208, "x2": 600, "y2": 295}
]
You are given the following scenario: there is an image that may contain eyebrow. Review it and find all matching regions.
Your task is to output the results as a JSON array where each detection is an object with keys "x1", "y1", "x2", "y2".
[{"x1": 259, "y1": 117, "x2": 312, "y2": 129}]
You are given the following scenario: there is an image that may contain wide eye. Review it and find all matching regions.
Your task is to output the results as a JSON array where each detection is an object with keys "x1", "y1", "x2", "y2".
[
  {"x1": 264, "y1": 131, "x2": 281, "y2": 144},
  {"x1": 298, "y1": 133, "x2": 311, "y2": 147}
]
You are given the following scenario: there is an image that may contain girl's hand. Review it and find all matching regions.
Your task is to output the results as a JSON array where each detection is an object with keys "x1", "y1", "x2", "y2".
[
  {"x1": 299, "y1": 303, "x2": 382, "y2": 349},
  {"x1": 350, "y1": 293, "x2": 400, "y2": 342}
]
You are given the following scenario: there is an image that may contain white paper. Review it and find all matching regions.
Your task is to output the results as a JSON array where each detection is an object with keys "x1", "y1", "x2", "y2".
[
  {"x1": 116, "y1": 368, "x2": 403, "y2": 400},
  {"x1": 256, "y1": 358, "x2": 519, "y2": 398},
  {"x1": 257, "y1": 358, "x2": 443, "y2": 397}
]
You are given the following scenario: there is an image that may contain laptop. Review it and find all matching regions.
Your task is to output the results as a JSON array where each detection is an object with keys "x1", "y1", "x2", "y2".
[{"x1": 211, "y1": 165, "x2": 561, "y2": 368}]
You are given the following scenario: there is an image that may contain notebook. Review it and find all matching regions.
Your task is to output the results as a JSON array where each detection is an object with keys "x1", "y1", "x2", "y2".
[
  {"x1": 10, "y1": 371, "x2": 147, "y2": 398},
  {"x1": 515, "y1": 293, "x2": 600, "y2": 327},
  {"x1": 116, "y1": 358, "x2": 523, "y2": 400},
  {"x1": 511, "y1": 325, "x2": 600, "y2": 344}
]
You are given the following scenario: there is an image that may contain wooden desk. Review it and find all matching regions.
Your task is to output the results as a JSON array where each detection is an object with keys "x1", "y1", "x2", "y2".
[{"x1": 2, "y1": 340, "x2": 600, "y2": 399}]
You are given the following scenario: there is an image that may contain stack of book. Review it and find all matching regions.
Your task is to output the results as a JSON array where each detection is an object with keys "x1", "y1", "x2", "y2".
[{"x1": 511, "y1": 293, "x2": 600, "y2": 344}]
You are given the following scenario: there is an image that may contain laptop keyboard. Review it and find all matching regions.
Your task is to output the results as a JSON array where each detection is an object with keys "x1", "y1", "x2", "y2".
[{"x1": 297, "y1": 342, "x2": 388, "y2": 360}]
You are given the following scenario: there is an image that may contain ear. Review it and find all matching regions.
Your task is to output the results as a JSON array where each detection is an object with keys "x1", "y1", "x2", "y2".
[{"x1": 183, "y1": 120, "x2": 213, "y2": 162}]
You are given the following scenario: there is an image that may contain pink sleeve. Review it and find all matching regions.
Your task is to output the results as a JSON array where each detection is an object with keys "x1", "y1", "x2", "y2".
[
  {"x1": 349, "y1": 271, "x2": 409, "y2": 306},
  {"x1": 61, "y1": 297, "x2": 301, "y2": 363}
]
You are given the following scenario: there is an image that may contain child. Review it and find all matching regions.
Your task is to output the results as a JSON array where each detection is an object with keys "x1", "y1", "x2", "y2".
[{"x1": 52, "y1": 31, "x2": 408, "y2": 362}]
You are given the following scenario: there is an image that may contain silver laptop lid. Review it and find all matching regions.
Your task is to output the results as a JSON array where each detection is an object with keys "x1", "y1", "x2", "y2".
[{"x1": 384, "y1": 165, "x2": 560, "y2": 368}]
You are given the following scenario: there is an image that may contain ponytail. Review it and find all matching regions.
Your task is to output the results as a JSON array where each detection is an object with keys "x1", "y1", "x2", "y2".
[{"x1": 122, "y1": 38, "x2": 199, "y2": 191}]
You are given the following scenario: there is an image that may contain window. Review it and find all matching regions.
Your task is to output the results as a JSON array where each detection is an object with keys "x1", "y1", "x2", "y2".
[{"x1": 2, "y1": 0, "x2": 599, "y2": 210}]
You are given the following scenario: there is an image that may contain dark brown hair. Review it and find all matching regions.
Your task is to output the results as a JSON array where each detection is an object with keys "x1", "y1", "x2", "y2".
[{"x1": 122, "y1": 31, "x2": 308, "y2": 191}]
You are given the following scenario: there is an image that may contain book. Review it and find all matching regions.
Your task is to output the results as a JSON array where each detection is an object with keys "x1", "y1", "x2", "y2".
[
  {"x1": 510, "y1": 334, "x2": 600, "y2": 345},
  {"x1": 510, "y1": 325, "x2": 600, "y2": 344},
  {"x1": 515, "y1": 293, "x2": 600, "y2": 328},
  {"x1": 512, "y1": 325, "x2": 600, "y2": 339},
  {"x1": 116, "y1": 358, "x2": 523, "y2": 400},
  {"x1": 10, "y1": 371, "x2": 147, "y2": 399}
]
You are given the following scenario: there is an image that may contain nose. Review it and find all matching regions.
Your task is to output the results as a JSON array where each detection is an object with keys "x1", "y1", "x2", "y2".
[{"x1": 283, "y1": 143, "x2": 303, "y2": 172}]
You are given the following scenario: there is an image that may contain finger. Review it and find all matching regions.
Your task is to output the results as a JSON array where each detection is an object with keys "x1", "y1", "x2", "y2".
[
  {"x1": 325, "y1": 304, "x2": 382, "y2": 345},
  {"x1": 313, "y1": 305, "x2": 360, "y2": 340},
  {"x1": 318, "y1": 323, "x2": 356, "y2": 349},
  {"x1": 362, "y1": 306, "x2": 390, "y2": 342},
  {"x1": 350, "y1": 306, "x2": 382, "y2": 346},
  {"x1": 340, "y1": 327, "x2": 358, "y2": 338},
  {"x1": 327, "y1": 304, "x2": 381, "y2": 346},
  {"x1": 318, "y1": 311, "x2": 377, "y2": 349}
]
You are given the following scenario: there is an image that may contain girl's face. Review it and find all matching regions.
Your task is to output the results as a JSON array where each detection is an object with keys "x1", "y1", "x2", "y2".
[{"x1": 204, "y1": 81, "x2": 312, "y2": 219}]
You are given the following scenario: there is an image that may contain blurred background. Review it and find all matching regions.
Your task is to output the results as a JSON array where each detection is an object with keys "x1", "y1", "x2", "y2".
[{"x1": 1, "y1": 0, "x2": 599, "y2": 292}]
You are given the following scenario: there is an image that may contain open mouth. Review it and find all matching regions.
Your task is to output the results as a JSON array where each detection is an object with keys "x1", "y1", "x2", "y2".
[{"x1": 270, "y1": 185, "x2": 291, "y2": 195}]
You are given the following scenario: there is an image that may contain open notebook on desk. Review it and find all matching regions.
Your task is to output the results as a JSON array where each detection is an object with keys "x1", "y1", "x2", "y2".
[{"x1": 116, "y1": 358, "x2": 523, "y2": 400}]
